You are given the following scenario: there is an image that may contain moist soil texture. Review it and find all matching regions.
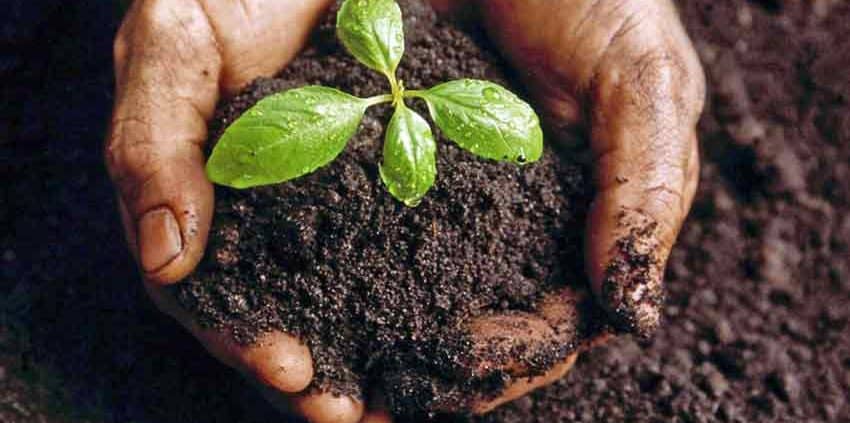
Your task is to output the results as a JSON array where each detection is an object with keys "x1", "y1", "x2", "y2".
[
  {"x1": 0, "y1": 0, "x2": 849, "y2": 422},
  {"x1": 176, "y1": 0, "x2": 601, "y2": 414},
  {"x1": 471, "y1": 1, "x2": 850, "y2": 422}
]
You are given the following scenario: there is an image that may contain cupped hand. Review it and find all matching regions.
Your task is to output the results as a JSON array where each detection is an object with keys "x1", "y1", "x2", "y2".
[
  {"x1": 106, "y1": 0, "x2": 704, "y2": 421},
  {"x1": 107, "y1": 1, "x2": 367, "y2": 422},
  {"x1": 427, "y1": 0, "x2": 705, "y2": 412}
]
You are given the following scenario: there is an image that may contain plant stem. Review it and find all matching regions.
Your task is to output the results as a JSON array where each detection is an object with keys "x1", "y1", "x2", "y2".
[
  {"x1": 386, "y1": 73, "x2": 399, "y2": 100},
  {"x1": 364, "y1": 94, "x2": 394, "y2": 107},
  {"x1": 403, "y1": 90, "x2": 425, "y2": 98},
  {"x1": 385, "y1": 72, "x2": 412, "y2": 108}
]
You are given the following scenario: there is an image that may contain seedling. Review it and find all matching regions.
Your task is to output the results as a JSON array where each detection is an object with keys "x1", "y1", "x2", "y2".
[{"x1": 206, "y1": 0, "x2": 543, "y2": 206}]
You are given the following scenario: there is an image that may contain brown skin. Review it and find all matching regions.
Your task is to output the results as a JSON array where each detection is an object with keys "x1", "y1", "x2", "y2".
[{"x1": 106, "y1": 0, "x2": 703, "y2": 422}]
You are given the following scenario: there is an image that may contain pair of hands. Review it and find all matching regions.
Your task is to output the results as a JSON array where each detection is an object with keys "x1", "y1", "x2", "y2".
[{"x1": 106, "y1": 0, "x2": 704, "y2": 422}]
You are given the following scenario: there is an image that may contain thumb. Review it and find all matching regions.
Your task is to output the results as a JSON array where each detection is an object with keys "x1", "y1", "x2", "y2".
[
  {"x1": 107, "y1": 0, "x2": 334, "y2": 285},
  {"x1": 106, "y1": 0, "x2": 221, "y2": 284},
  {"x1": 584, "y1": 45, "x2": 704, "y2": 338},
  {"x1": 475, "y1": 0, "x2": 704, "y2": 338}
]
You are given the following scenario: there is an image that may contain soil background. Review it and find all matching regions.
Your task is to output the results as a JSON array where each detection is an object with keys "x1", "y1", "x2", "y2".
[{"x1": 1, "y1": 1, "x2": 848, "y2": 422}]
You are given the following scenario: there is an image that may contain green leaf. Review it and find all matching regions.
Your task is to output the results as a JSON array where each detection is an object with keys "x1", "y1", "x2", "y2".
[
  {"x1": 206, "y1": 86, "x2": 367, "y2": 189},
  {"x1": 418, "y1": 79, "x2": 543, "y2": 164},
  {"x1": 380, "y1": 103, "x2": 436, "y2": 207},
  {"x1": 337, "y1": 0, "x2": 404, "y2": 76}
]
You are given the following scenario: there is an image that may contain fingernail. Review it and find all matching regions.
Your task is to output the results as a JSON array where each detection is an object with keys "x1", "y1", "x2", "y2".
[{"x1": 138, "y1": 207, "x2": 183, "y2": 273}]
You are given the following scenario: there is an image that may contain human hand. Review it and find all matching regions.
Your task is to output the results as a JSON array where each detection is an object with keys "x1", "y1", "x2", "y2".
[
  {"x1": 106, "y1": 0, "x2": 704, "y2": 420},
  {"x1": 423, "y1": 0, "x2": 705, "y2": 413},
  {"x1": 105, "y1": 1, "x2": 378, "y2": 422}
]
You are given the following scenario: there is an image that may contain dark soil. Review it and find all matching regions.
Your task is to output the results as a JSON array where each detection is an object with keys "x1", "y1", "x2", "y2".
[
  {"x1": 470, "y1": 1, "x2": 850, "y2": 422},
  {"x1": 175, "y1": 1, "x2": 601, "y2": 414},
  {"x1": 0, "y1": 0, "x2": 848, "y2": 422}
]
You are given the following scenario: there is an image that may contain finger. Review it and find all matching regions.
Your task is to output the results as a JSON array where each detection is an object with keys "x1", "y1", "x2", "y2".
[
  {"x1": 108, "y1": 0, "x2": 221, "y2": 285},
  {"x1": 585, "y1": 40, "x2": 705, "y2": 338},
  {"x1": 480, "y1": 0, "x2": 705, "y2": 338},
  {"x1": 197, "y1": 0, "x2": 333, "y2": 94},
  {"x1": 288, "y1": 391, "x2": 365, "y2": 423},
  {"x1": 684, "y1": 133, "x2": 700, "y2": 208},
  {"x1": 448, "y1": 286, "x2": 588, "y2": 379},
  {"x1": 471, "y1": 353, "x2": 578, "y2": 415},
  {"x1": 149, "y1": 285, "x2": 362, "y2": 421},
  {"x1": 359, "y1": 392, "x2": 393, "y2": 423},
  {"x1": 464, "y1": 289, "x2": 604, "y2": 414},
  {"x1": 144, "y1": 282, "x2": 314, "y2": 393},
  {"x1": 254, "y1": 383, "x2": 365, "y2": 423},
  {"x1": 419, "y1": 288, "x2": 588, "y2": 415},
  {"x1": 108, "y1": 0, "x2": 332, "y2": 285},
  {"x1": 360, "y1": 410, "x2": 393, "y2": 423},
  {"x1": 463, "y1": 313, "x2": 565, "y2": 376}
]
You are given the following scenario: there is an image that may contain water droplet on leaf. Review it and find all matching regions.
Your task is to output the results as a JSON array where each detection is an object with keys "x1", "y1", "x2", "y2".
[
  {"x1": 238, "y1": 152, "x2": 255, "y2": 164},
  {"x1": 483, "y1": 87, "x2": 501, "y2": 101}
]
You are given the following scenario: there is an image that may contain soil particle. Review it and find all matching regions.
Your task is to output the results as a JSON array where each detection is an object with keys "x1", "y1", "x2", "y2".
[
  {"x1": 696, "y1": 362, "x2": 729, "y2": 397},
  {"x1": 765, "y1": 370, "x2": 801, "y2": 404}
]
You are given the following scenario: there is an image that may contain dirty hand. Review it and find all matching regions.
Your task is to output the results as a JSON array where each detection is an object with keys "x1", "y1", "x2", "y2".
[
  {"x1": 428, "y1": 0, "x2": 706, "y2": 412},
  {"x1": 106, "y1": 0, "x2": 704, "y2": 422},
  {"x1": 106, "y1": 1, "x2": 372, "y2": 422}
]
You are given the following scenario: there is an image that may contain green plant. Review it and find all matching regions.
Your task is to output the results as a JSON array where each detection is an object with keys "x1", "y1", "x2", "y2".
[{"x1": 206, "y1": 0, "x2": 543, "y2": 206}]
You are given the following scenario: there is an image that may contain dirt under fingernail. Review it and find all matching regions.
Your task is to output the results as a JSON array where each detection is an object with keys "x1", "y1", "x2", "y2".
[{"x1": 601, "y1": 209, "x2": 666, "y2": 339}]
